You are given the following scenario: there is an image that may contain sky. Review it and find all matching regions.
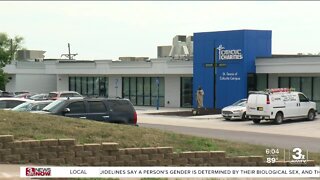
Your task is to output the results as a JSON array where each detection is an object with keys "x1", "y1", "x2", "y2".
[{"x1": 1, "y1": 1, "x2": 320, "y2": 60}]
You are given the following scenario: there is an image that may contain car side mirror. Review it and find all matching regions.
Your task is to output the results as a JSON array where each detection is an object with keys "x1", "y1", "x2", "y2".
[{"x1": 63, "y1": 108, "x2": 70, "y2": 114}]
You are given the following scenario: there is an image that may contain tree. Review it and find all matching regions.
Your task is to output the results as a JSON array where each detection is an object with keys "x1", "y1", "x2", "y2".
[{"x1": 0, "y1": 32, "x2": 24, "y2": 90}]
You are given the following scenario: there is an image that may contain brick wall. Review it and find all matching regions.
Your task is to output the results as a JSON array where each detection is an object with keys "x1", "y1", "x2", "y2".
[{"x1": 0, "y1": 135, "x2": 315, "y2": 166}]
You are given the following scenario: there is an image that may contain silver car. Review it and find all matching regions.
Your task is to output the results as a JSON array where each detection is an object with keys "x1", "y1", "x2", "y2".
[{"x1": 221, "y1": 99, "x2": 247, "y2": 120}]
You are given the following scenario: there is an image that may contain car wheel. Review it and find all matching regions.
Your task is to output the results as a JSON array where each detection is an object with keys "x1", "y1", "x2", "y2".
[
  {"x1": 307, "y1": 109, "x2": 315, "y2": 121},
  {"x1": 241, "y1": 112, "x2": 247, "y2": 121},
  {"x1": 253, "y1": 119, "x2": 260, "y2": 124},
  {"x1": 274, "y1": 112, "x2": 283, "y2": 124}
]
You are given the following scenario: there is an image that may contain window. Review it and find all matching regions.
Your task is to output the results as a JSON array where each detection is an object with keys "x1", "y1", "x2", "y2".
[
  {"x1": 299, "y1": 94, "x2": 309, "y2": 102},
  {"x1": 256, "y1": 74, "x2": 268, "y2": 91},
  {"x1": 7, "y1": 100, "x2": 24, "y2": 108},
  {"x1": 181, "y1": 77, "x2": 193, "y2": 107},
  {"x1": 60, "y1": 93, "x2": 73, "y2": 97},
  {"x1": 108, "y1": 100, "x2": 132, "y2": 113},
  {"x1": 122, "y1": 77, "x2": 164, "y2": 107},
  {"x1": 67, "y1": 102, "x2": 86, "y2": 113},
  {"x1": 279, "y1": 77, "x2": 289, "y2": 88},
  {"x1": 88, "y1": 101, "x2": 107, "y2": 113},
  {"x1": 69, "y1": 76, "x2": 108, "y2": 97},
  {"x1": 290, "y1": 77, "x2": 300, "y2": 91}
]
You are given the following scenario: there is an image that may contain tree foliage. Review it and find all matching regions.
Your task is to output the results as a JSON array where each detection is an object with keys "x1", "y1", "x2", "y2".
[{"x1": 0, "y1": 32, "x2": 24, "y2": 90}]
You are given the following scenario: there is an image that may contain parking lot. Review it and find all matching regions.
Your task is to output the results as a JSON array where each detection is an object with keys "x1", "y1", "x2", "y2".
[{"x1": 136, "y1": 107, "x2": 320, "y2": 139}]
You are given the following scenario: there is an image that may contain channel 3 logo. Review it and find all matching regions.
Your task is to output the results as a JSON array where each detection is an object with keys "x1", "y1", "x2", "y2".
[
  {"x1": 26, "y1": 167, "x2": 51, "y2": 176},
  {"x1": 290, "y1": 147, "x2": 308, "y2": 164}
]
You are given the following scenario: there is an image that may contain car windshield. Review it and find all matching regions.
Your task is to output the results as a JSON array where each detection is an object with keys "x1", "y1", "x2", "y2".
[
  {"x1": 42, "y1": 100, "x2": 65, "y2": 112},
  {"x1": 231, "y1": 99, "x2": 247, "y2": 107},
  {"x1": 12, "y1": 102, "x2": 34, "y2": 111}
]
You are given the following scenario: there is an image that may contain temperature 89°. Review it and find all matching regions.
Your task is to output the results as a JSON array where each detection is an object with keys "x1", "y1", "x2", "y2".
[{"x1": 266, "y1": 148, "x2": 280, "y2": 155}]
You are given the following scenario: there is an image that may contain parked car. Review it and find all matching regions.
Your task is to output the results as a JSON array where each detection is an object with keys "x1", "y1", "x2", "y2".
[
  {"x1": 14, "y1": 91, "x2": 30, "y2": 95},
  {"x1": 29, "y1": 93, "x2": 49, "y2": 101},
  {"x1": 15, "y1": 93, "x2": 36, "y2": 99},
  {"x1": 246, "y1": 88, "x2": 317, "y2": 124},
  {"x1": 35, "y1": 98, "x2": 137, "y2": 125},
  {"x1": 0, "y1": 90, "x2": 15, "y2": 97},
  {"x1": 221, "y1": 99, "x2": 247, "y2": 120},
  {"x1": 11, "y1": 100, "x2": 53, "y2": 112},
  {"x1": 0, "y1": 98, "x2": 34, "y2": 110},
  {"x1": 48, "y1": 91, "x2": 83, "y2": 100}
]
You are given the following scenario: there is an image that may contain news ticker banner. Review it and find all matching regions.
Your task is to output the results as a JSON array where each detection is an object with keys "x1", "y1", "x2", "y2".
[{"x1": 20, "y1": 166, "x2": 320, "y2": 178}]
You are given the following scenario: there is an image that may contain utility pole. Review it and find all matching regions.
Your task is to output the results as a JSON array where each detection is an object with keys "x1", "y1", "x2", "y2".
[{"x1": 61, "y1": 43, "x2": 78, "y2": 60}]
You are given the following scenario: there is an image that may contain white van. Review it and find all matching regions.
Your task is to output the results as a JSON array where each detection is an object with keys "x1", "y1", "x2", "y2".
[{"x1": 246, "y1": 88, "x2": 317, "y2": 124}]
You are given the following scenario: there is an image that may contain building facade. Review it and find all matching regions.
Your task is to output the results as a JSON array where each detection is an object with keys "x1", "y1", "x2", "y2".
[{"x1": 4, "y1": 30, "x2": 320, "y2": 111}]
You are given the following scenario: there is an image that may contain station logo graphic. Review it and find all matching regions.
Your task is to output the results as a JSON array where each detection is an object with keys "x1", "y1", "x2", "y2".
[
  {"x1": 26, "y1": 167, "x2": 51, "y2": 176},
  {"x1": 217, "y1": 45, "x2": 243, "y2": 60},
  {"x1": 289, "y1": 147, "x2": 308, "y2": 164}
]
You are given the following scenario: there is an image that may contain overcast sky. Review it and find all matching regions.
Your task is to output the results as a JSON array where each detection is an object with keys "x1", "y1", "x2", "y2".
[{"x1": 1, "y1": 1, "x2": 320, "y2": 60}]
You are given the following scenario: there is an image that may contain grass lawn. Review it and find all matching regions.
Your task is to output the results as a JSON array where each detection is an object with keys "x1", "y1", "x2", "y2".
[{"x1": 0, "y1": 110, "x2": 319, "y2": 164}]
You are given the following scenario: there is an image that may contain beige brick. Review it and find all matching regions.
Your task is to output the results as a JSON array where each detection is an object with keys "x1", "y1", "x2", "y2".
[
  {"x1": 39, "y1": 152, "x2": 57, "y2": 159},
  {"x1": 109, "y1": 149, "x2": 125, "y2": 156},
  {"x1": 13, "y1": 148, "x2": 31, "y2": 154},
  {"x1": 205, "y1": 158, "x2": 221, "y2": 165},
  {"x1": 58, "y1": 139, "x2": 75, "y2": 146},
  {"x1": 21, "y1": 140, "x2": 40, "y2": 147},
  {"x1": 0, "y1": 143, "x2": 3, "y2": 148},
  {"x1": 3, "y1": 154, "x2": 20, "y2": 162},
  {"x1": 109, "y1": 160, "x2": 124, "y2": 166},
  {"x1": 118, "y1": 155, "x2": 133, "y2": 161},
  {"x1": 179, "y1": 152, "x2": 195, "y2": 158},
  {"x1": 4, "y1": 141, "x2": 22, "y2": 148},
  {"x1": 22, "y1": 153, "x2": 39, "y2": 161},
  {"x1": 273, "y1": 161, "x2": 287, "y2": 166},
  {"x1": 140, "y1": 160, "x2": 157, "y2": 166},
  {"x1": 83, "y1": 157, "x2": 100, "y2": 164},
  {"x1": 0, "y1": 135, "x2": 14, "y2": 143},
  {"x1": 173, "y1": 158, "x2": 188, "y2": 165},
  {"x1": 40, "y1": 139, "x2": 58, "y2": 146},
  {"x1": 101, "y1": 155, "x2": 117, "y2": 162},
  {"x1": 58, "y1": 151, "x2": 75, "y2": 158},
  {"x1": 306, "y1": 160, "x2": 316, "y2": 166},
  {"x1": 233, "y1": 156, "x2": 249, "y2": 163},
  {"x1": 188, "y1": 158, "x2": 204, "y2": 165},
  {"x1": 165, "y1": 153, "x2": 179, "y2": 159},
  {"x1": 211, "y1": 162, "x2": 228, "y2": 166},
  {"x1": 158, "y1": 159, "x2": 173, "y2": 166},
  {"x1": 73, "y1": 145, "x2": 84, "y2": 151},
  {"x1": 125, "y1": 148, "x2": 141, "y2": 155},
  {"x1": 48, "y1": 146, "x2": 67, "y2": 152},
  {"x1": 0, "y1": 149, "x2": 11, "y2": 155},
  {"x1": 157, "y1": 147, "x2": 173, "y2": 154},
  {"x1": 33, "y1": 159, "x2": 47, "y2": 165},
  {"x1": 65, "y1": 157, "x2": 83, "y2": 165},
  {"x1": 210, "y1": 151, "x2": 226, "y2": 158},
  {"x1": 195, "y1": 151, "x2": 211, "y2": 158},
  {"x1": 248, "y1": 156, "x2": 263, "y2": 162},
  {"x1": 84, "y1": 144, "x2": 101, "y2": 151},
  {"x1": 150, "y1": 154, "x2": 164, "y2": 160},
  {"x1": 141, "y1": 147, "x2": 157, "y2": 154},
  {"x1": 75, "y1": 151, "x2": 93, "y2": 157},
  {"x1": 32, "y1": 146, "x2": 48, "y2": 153},
  {"x1": 228, "y1": 162, "x2": 242, "y2": 166},
  {"x1": 126, "y1": 160, "x2": 140, "y2": 166},
  {"x1": 47, "y1": 158, "x2": 65, "y2": 165},
  {"x1": 242, "y1": 162, "x2": 257, "y2": 166},
  {"x1": 101, "y1": 142, "x2": 119, "y2": 151},
  {"x1": 133, "y1": 154, "x2": 149, "y2": 161}
]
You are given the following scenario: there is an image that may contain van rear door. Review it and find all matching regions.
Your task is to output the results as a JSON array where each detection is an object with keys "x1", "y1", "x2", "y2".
[{"x1": 247, "y1": 94, "x2": 269, "y2": 116}]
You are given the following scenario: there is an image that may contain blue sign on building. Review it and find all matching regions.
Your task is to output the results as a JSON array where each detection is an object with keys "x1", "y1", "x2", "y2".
[{"x1": 193, "y1": 30, "x2": 272, "y2": 109}]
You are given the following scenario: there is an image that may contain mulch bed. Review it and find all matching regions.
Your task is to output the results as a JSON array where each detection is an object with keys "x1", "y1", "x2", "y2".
[{"x1": 148, "y1": 108, "x2": 221, "y2": 117}]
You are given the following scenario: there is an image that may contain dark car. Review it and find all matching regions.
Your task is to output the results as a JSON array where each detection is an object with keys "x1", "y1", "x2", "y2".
[
  {"x1": 36, "y1": 98, "x2": 137, "y2": 125},
  {"x1": 0, "y1": 91, "x2": 15, "y2": 97}
]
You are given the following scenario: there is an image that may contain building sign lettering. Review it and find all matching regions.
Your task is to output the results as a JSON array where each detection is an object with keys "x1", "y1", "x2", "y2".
[{"x1": 217, "y1": 45, "x2": 243, "y2": 60}]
